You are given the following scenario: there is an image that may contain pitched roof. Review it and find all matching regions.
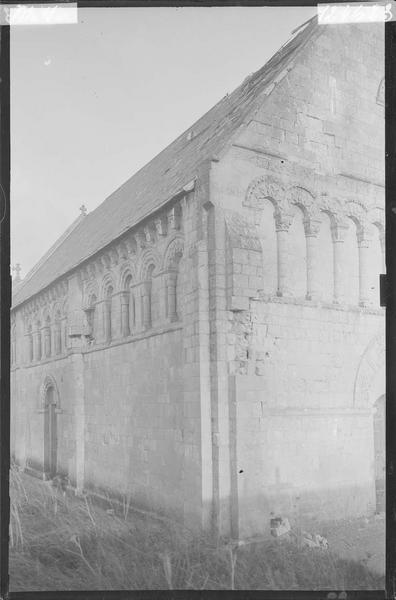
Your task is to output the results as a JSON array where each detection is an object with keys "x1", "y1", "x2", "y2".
[{"x1": 12, "y1": 16, "x2": 319, "y2": 309}]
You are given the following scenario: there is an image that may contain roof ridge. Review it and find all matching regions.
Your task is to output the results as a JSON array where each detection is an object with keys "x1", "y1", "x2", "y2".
[
  {"x1": 80, "y1": 18, "x2": 319, "y2": 221},
  {"x1": 16, "y1": 212, "x2": 86, "y2": 291},
  {"x1": 12, "y1": 15, "x2": 322, "y2": 309}
]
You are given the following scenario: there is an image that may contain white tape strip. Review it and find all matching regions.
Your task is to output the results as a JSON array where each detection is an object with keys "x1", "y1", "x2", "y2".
[
  {"x1": 0, "y1": 4, "x2": 77, "y2": 25},
  {"x1": 318, "y1": 2, "x2": 395, "y2": 24}
]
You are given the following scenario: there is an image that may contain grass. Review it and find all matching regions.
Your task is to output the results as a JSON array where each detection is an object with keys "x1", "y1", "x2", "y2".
[{"x1": 9, "y1": 465, "x2": 385, "y2": 591}]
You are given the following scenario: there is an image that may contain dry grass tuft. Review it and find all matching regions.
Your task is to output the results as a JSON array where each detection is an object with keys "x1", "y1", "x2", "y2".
[{"x1": 9, "y1": 466, "x2": 385, "y2": 591}]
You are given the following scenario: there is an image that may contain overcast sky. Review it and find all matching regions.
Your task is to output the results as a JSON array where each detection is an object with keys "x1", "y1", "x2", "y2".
[{"x1": 11, "y1": 5, "x2": 316, "y2": 277}]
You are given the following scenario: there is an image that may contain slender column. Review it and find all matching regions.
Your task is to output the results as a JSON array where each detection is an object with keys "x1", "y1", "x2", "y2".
[
  {"x1": 120, "y1": 292, "x2": 130, "y2": 337},
  {"x1": 103, "y1": 300, "x2": 112, "y2": 342},
  {"x1": 166, "y1": 270, "x2": 178, "y2": 321},
  {"x1": 331, "y1": 222, "x2": 349, "y2": 304},
  {"x1": 26, "y1": 333, "x2": 33, "y2": 362},
  {"x1": 142, "y1": 280, "x2": 152, "y2": 329},
  {"x1": 63, "y1": 318, "x2": 69, "y2": 351},
  {"x1": 41, "y1": 329, "x2": 46, "y2": 358},
  {"x1": 54, "y1": 321, "x2": 61, "y2": 354},
  {"x1": 275, "y1": 212, "x2": 293, "y2": 297},
  {"x1": 131, "y1": 284, "x2": 144, "y2": 332},
  {"x1": 34, "y1": 328, "x2": 42, "y2": 361},
  {"x1": 358, "y1": 227, "x2": 373, "y2": 307},
  {"x1": 304, "y1": 218, "x2": 321, "y2": 301},
  {"x1": 129, "y1": 291, "x2": 136, "y2": 333},
  {"x1": 43, "y1": 325, "x2": 51, "y2": 357}
]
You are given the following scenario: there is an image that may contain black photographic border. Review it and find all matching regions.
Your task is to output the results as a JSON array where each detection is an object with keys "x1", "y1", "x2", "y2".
[{"x1": 1, "y1": 1, "x2": 391, "y2": 598}]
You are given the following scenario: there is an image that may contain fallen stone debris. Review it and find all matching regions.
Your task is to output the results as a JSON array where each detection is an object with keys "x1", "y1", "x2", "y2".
[
  {"x1": 301, "y1": 532, "x2": 329, "y2": 550},
  {"x1": 270, "y1": 515, "x2": 329, "y2": 550},
  {"x1": 270, "y1": 516, "x2": 291, "y2": 537}
]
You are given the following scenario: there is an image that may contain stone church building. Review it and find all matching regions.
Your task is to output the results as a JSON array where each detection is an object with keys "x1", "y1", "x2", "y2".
[{"x1": 11, "y1": 18, "x2": 385, "y2": 538}]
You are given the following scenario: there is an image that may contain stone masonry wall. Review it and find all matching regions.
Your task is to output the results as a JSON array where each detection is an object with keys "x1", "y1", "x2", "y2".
[
  {"x1": 10, "y1": 190, "x2": 208, "y2": 526},
  {"x1": 231, "y1": 300, "x2": 384, "y2": 537},
  {"x1": 11, "y1": 22, "x2": 385, "y2": 540},
  {"x1": 208, "y1": 22, "x2": 385, "y2": 537},
  {"x1": 83, "y1": 326, "x2": 184, "y2": 517}
]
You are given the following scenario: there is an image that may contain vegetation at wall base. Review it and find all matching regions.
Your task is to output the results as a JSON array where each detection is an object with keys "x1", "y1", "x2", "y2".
[{"x1": 9, "y1": 467, "x2": 384, "y2": 591}]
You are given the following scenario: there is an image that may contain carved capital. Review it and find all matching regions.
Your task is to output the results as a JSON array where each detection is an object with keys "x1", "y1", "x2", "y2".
[
  {"x1": 165, "y1": 270, "x2": 178, "y2": 286},
  {"x1": 275, "y1": 211, "x2": 293, "y2": 232},
  {"x1": 330, "y1": 221, "x2": 349, "y2": 243},
  {"x1": 119, "y1": 291, "x2": 130, "y2": 305},
  {"x1": 357, "y1": 226, "x2": 373, "y2": 248},
  {"x1": 303, "y1": 218, "x2": 321, "y2": 237}
]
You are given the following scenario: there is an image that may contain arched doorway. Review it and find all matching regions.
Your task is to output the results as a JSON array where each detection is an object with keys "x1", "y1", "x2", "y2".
[
  {"x1": 44, "y1": 385, "x2": 58, "y2": 479},
  {"x1": 373, "y1": 395, "x2": 385, "y2": 513}
]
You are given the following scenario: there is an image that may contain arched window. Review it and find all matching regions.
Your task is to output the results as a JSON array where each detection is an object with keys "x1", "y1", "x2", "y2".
[
  {"x1": 142, "y1": 265, "x2": 155, "y2": 329},
  {"x1": 27, "y1": 324, "x2": 33, "y2": 363},
  {"x1": 44, "y1": 385, "x2": 58, "y2": 479},
  {"x1": 121, "y1": 275, "x2": 133, "y2": 337},
  {"x1": 287, "y1": 205, "x2": 307, "y2": 298},
  {"x1": 54, "y1": 310, "x2": 62, "y2": 355},
  {"x1": 316, "y1": 212, "x2": 334, "y2": 301},
  {"x1": 36, "y1": 321, "x2": 42, "y2": 361},
  {"x1": 166, "y1": 251, "x2": 183, "y2": 322},
  {"x1": 343, "y1": 218, "x2": 360, "y2": 305},
  {"x1": 259, "y1": 199, "x2": 278, "y2": 295},
  {"x1": 129, "y1": 290, "x2": 136, "y2": 332},
  {"x1": 175, "y1": 260, "x2": 183, "y2": 320},
  {"x1": 63, "y1": 318, "x2": 69, "y2": 351},
  {"x1": 44, "y1": 315, "x2": 52, "y2": 358},
  {"x1": 104, "y1": 286, "x2": 114, "y2": 342},
  {"x1": 62, "y1": 301, "x2": 69, "y2": 351},
  {"x1": 85, "y1": 294, "x2": 97, "y2": 340}
]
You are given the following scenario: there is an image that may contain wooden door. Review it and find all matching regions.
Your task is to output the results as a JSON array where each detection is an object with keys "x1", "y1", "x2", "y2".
[{"x1": 44, "y1": 387, "x2": 57, "y2": 479}]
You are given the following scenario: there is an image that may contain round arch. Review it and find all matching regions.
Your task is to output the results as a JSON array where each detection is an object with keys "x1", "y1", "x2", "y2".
[
  {"x1": 83, "y1": 280, "x2": 99, "y2": 310},
  {"x1": 244, "y1": 174, "x2": 291, "y2": 226},
  {"x1": 118, "y1": 261, "x2": 137, "y2": 290},
  {"x1": 38, "y1": 374, "x2": 61, "y2": 411},
  {"x1": 162, "y1": 236, "x2": 184, "y2": 271},
  {"x1": 100, "y1": 272, "x2": 116, "y2": 300},
  {"x1": 286, "y1": 185, "x2": 319, "y2": 219},
  {"x1": 244, "y1": 174, "x2": 286, "y2": 209},
  {"x1": 138, "y1": 248, "x2": 161, "y2": 281}
]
